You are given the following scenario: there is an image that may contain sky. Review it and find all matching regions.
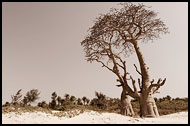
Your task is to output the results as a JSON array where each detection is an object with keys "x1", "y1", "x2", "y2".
[{"x1": 2, "y1": 2, "x2": 188, "y2": 104}]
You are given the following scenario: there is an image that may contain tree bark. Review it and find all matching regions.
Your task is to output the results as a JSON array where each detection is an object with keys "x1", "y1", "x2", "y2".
[
  {"x1": 133, "y1": 42, "x2": 150, "y2": 89},
  {"x1": 138, "y1": 93, "x2": 159, "y2": 117},
  {"x1": 133, "y1": 41, "x2": 159, "y2": 117},
  {"x1": 120, "y1": 87, "x2": 135, "y2": 116}
]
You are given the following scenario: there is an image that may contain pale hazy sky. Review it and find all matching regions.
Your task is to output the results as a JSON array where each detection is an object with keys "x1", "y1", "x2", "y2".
[{"x1": 2, "y1": 2, "x2": 188, "y2": 103}]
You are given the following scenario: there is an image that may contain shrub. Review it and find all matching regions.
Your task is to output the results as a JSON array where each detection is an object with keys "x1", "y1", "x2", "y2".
[
  {"x1": 90, "y1": 92, "x2": 108, "y2": 110},
  {"x1": 11, "y1": 89, "x2": 22, "y2": 105},
  {"x1": 64, "y1": 94, "x2": 70, "y2": 100},
  {"x1": 82, "y1": 96, "x2": 87, "y2": 105},
  {"x1": 70, "y1": 96, "x2": 76, "y2": 104},
  {"x1": 22, "y1": 89, "x2": 40, "y2": 105},
  {"x1": 86, "y1": 99, "x2": 90, "y2": 105},
  {"x1": 3, "y1": 102, "x2": 11, "y2": 107},
  {"x1": 49, "y1": 99, "x2": 56, "y2": 109},
  {"x1": 49, "y1": 92, "x2": 57, "y2": 109},
  {"x1": 57, "y1": 96, "x2": 62, "y2": 106},
  {"x1": 38, "y1": 101, "x2": 48, "y2": 108},
  {"x1": 77, "y1": 98, "x2": 83, "y2": 105}
]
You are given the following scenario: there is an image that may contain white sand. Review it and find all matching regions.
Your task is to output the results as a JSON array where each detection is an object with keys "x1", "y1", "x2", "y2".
[{"x1": 2, "y1": 110, "x2": 188, "y2": 124}]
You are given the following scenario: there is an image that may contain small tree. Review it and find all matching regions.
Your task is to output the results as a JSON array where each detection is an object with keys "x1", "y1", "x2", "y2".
[
  {"x1": 91, "y1": 92, "x2": 108, "y2": 110},
  {"x1": 70, "y1": 96, "x2": 76, "y2": 104},
  {"x1": 57, "y1": 96, "x2": 62, "y2": 106},
  {"x1": 11, "y1": 89, "x2": 22, "y2": 106},
  {"x1": 82, "y1": 96, "x2": 87, "y2": 105},
  {"x1": 3, "y1": 102, "x2": 11, "y2": 107},
  {"x1": 86, "y1": 98, "x2": 90, "y2": 105},
  {"x1": 49, "y1": 92, "x2": 57, "y2": 109},
  {"x1": 37, "y1": 102, "x2": 42, "y2": 107},
  {"x1": 77, "y1": 98, "x2": 83, "y2": 105},
  {"x1": 38, "y1": 101, "x2": 48, "y2": 108},
  {"x1": 22, "y1": 96, "x2": 28, "y2": 106},
  {"x1": 52, "y1": 92, "x2": 57, "y2": 100},
  {"x1": 23, "y1": 89, "x2": 40, "y2": 106},
  {"x1": 64, "y1": 94, "x2": 70, "y2": 100},
  {"x1": 166, "y1": 95, "x2": 172, "y2": 101},
  {"x1": 61, "y1": 98, "x2": 66, "y2": 106},
  {"x1": 49, "y1": 100, "x2": 56, "y2": 109}
]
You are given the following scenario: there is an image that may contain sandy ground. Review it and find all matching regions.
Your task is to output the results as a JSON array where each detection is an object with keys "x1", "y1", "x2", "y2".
[{"x1": 2, "y1": 110, "x2": 188, "y2": 124}]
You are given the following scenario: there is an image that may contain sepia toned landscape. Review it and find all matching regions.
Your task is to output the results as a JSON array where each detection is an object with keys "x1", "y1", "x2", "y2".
[
  {"x1": 2, "y1": 2, "x2": 188, "y2": 124},
  {"x1": 2, "y1": 89, "x2": 188, "y2": 124}
]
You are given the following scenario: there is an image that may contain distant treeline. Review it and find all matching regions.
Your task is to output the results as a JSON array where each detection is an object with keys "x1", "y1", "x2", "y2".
[{"x1": 2, "y1": 89, "x2": 188, "y2": 115}]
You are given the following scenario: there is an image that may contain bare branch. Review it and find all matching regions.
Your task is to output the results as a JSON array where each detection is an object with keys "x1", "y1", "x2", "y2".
[
  {"x1": 150, "y1": 79, "x2": 154, "y2": 84},
  {"x1": 116, "y1": 84, "x2": 122, "y2": 87},
  {"x1": 134, "y1": 64, "x2": 142, "y2": 76},
  {"x1": 116, "y1": 79, "x2": 121, "y2": 82},
  {"x1": 95, "y1": 59, "x2": 114, "y2": 73},
  {"x1": 116, "y1": 63, "x2": 124, "y2": 69},
  {"x1": 138, "y1": 78, "x2": 142, "y2": 89},
  {"x1": 149, "y1": 78, "x2": 166, "y2": 94},
  {"x1": 130, "y1": 76, "x2": 137, "y2": 93},
  {"x1": 81, "y1": 3, "x2": 168, "y2": 100},
  {"x1": 124, "y1": 82, "x2": 140, "y2": 99}
]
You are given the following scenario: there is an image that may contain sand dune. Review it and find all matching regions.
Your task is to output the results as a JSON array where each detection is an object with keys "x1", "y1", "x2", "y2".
[{"x1": 2, "y1": 110, "x2": 188, "y2": 124}]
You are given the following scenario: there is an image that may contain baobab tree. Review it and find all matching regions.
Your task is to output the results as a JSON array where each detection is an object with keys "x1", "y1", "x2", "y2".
[
  {"x1": 106, "y1": 3, "x2": 169, "y2": 117},
  {"x1": 81, "y1": 2, "x2": 169, "y2": 117},
  {"x1": 81, "y1": 5, "x2": 136, "y2": 116}
]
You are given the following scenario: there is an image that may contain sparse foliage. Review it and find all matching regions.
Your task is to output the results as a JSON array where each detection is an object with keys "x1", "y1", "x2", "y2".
[
  {"x1": 166, "y1": 95, "x2": 172, "y2": 101},
  {"x1": 86, "y1": 98, "x2": 90, "y2": 105},
  {"x1": 90, "y1": 92, "x2": 108, "y2": 110},
  {"x1": 22, "y1": 96, "x2": 28, "y2": 106},
  {"x1": 3, "y1": 89, "x2": 188, "y2": 116},
  {"x1": 38, "y1": 101, "x2": 48, "y2": 108},
  {"x1": 77, "y1": 98, "x2": 83, "y2": 105},
  {"x1": 11, "y1": 89, "x2": 22, "y2": 105},
  {"x1": 24, "y1": 89, "x2": 40, "y2": 105},
  {"x1": 57, "y1": 96, "x2": 62, "y2": 106},
  {"x1": 82, "y1": 96, "x2": 87, "y2": 105},
  {"x1": 70, "y1": 96, "x2": 76, "y2": 104},
  {"x1": 81, "y1": 2, "x2": 168, "y2": 117},
  {"x1": 49, "y1": 92, "x2": 57, "y2": 109},
  {"x1": 65, "y1": 94, "x2": 70, "y2": 100}
]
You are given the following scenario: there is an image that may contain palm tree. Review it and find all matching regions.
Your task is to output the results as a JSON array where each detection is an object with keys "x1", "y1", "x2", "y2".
[
  {"x1": 70, "y1": 96, "x2": 76, "y2": 104},
  {"x1": 64, "y1": 94, "x2": 70, "y2": 100},
  {"x1": 51, "y1": 92, "x2": 57, "y2": 100},
  {"x1": 82, "y1": 96, "x2": 87, "y2": 105},
  {"x1": 77, "y1": 98, "x2": 83, "y2": 105},
  {"x1": 60, "y1": 98, "x2": 65, "y2": 106},
  {"x1": 95, "y1": 91, "x2": 107, "y2": 109},
  {"x1": 11, "y1": 89, "x2": 22, "y2": 105},
  {"x1": 57, "y1": 96, "x2": 62, "y2": 106},
  {"x1": 24, "y1": 89, "x2": 40, "y2": 105},
  {"x1": 166, "y1": 95, "x2": 172, "y2": 101},
  {"x1": 41, "y1": 101, "x2": 47, "y2": 108},
  {"x1": 86, "y1": 98, "x2": 90, "y2": 105},
  {"x1": 95, "y1": 91, "x2": 106, "y2": 101}
]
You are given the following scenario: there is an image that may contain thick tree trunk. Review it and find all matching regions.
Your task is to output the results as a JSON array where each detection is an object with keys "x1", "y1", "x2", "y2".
[
  {"x1": 139, "y1": 93, "x2": 159, "y2": 117},
  {"x1": 120, "y1": 87, "x2": 135, "y2": 116},
  {"x1": 133, "y1": 42, "x2": 150, "y2": 89},
  {"x1": 133, "y1": 42, "x2": 159, "y2": 117}
]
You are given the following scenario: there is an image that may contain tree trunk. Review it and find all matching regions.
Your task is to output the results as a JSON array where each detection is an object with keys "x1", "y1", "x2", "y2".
[
  {"x1": 120, "y1": 87, "x2": 135, "y2": 116},
  {"x1": 133, "y1": 42, "x2": 150, "y2": 89},
  {"x1": 133, "y1": 42, "x2": 159, "y2": 117},
  {"x1": 139, "y1": 93, "x2": 159, "y2": 117}
]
